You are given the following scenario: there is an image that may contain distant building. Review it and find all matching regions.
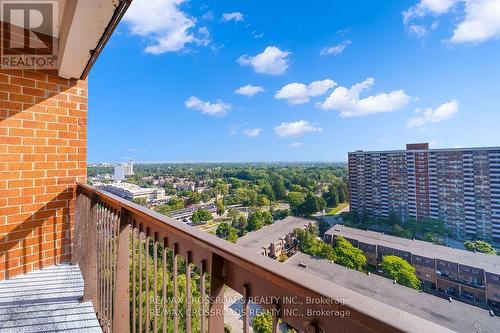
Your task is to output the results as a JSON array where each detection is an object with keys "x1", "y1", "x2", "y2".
[
  {"x1": 102, "y1": 182, "x2": 167, "y2": 203},
  {"x1": 286, "y1": 252, "x2": 499, "y2": 332},
  {"x1": 237, "y1": 216, "x2": 313, "y2": 259},
  {"x1": 174, "y1": 181, "x2": 195, "y2": 191},
  {"x1": 123, "y1": 161, "x2": 133, "y2": 176},
  {"x1": 114, "y1": 165, "x2": 125, "y2": 181},
  {"x1": 324, "y1": 224, "x2": 500, "y2": 312},
  {"x1": 113, "y1": 161, "x2": 134, "y2": 181},
  {"x1": 348, "y1": 143, "x2": 500, "y2": 242}
]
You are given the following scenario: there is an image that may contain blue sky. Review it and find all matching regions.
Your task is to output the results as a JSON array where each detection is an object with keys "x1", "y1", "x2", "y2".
[{"x1": 88, "y1": 0, "x2": 500, "y2": 163}]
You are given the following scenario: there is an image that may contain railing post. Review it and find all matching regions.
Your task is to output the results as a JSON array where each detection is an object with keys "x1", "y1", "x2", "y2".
[
  {"x1": 75, "y1": 191, "x2": 99, "y2": 309},
  {"x1": 208, "y1": 253, "x2": 224, "y2": 333},
  {"x1": 243, "y1": 284, "x2": 250, "y2": 333},
  {"x1": 113, "y1": 209, "x2": 131, "y2": 333}
]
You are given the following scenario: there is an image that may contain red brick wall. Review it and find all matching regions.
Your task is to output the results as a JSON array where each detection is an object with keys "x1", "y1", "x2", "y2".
[{"x1": 0, "y1": 69, "x2": 87, "y2": 280}]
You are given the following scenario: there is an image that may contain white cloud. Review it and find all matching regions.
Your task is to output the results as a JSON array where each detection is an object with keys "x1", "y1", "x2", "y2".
[
  {"x1": 128, "y1": 147, "x2": 147, "y2": 153},
  {"x1": 274, "y1": 120, "x2": 323, "y2": 137},
  {"x1": 317, "y1": 78, "x2": 410, "y2": 117},
  {"x1": 403, "y1": 0, "x2": 459, "y2": 24},
  {"x1": 275, "y1": 79, "x2": 337, "y2": 105},
  {"x1": 406, "y1": 100, "x2": 458, "y2": 127},
  {"x1": 234, "y1": 85, "x2": 265, "y2": 97},
  {"x1": 408, "y1": 24, "x2": 428, "y2": 38},
  {"x1": 124, "y1": 0, "x2": 210, "y2": 54},
  {"x1": 237, "y1": 46, "x2": 291, "y2": 75},
  {"x1": 320, "y1": 40, "x2": 352, "y2": 56},
  {"x1": 289, "y1": 142, "x2": 302, "y2": 148},
  {"x1": 185, "y1": 96, "x2": 232, "y2": 117},
  {"x1": 450, "y1": 0, "x2": 500, "y2": 44},
  {"x1": 243, "y1": 128, "x2": 262, "y2": 137},
  {"x1": 222, "y1": 12, "x2": 244, "y2": 22},
  {"x1": 403, "y1": 0, "x2": 500, "y2": 44}
]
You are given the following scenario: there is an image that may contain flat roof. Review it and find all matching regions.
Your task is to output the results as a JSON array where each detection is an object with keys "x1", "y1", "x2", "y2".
[
  {"x1": 237, "y1": 216, "x2": 313, "y2": 253},
  {"x1": 286, "y1": 252, "x2": 499, "y2": 333},
  {"x1": 348, "y1": 146, "x2": 500, "y2": 155},
  {"x1": 325, "y1": 224, "x2": 500, "y2": 274}
]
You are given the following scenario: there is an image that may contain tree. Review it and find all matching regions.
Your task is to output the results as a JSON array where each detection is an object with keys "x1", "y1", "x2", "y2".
[
  {"x1": 272, "y1": 208, "x2": 291, "y2": 221},
  {"x1": 323, "y1": 185, "x2": 339, "y2": 207},
  {"x1": 246, "y1": 211, "x2": 272, "y2": 232},
  {"x1": 391, "y1": 224, "x2": 412, "y2": 239},
  {"x1": 187, "y1": 191, "x2": 201, "y2": 205},
  {"x1": 380, "y1": 255, "x2": 421, "y2": 290},
  {"x1": 332, "y1": 236, "x2": 366, "y2": 271},
  {"x1": 338, "y1": 183, "x2": 348, "y2": 203},
  {"x1": 191, "y1": 209, "x2": 212, "y2": 223},
  {"x1": 168, "y1": 197, "x2": 185, "y2": 209},
  {"x1": 295, "y1": 225, "x2": 335, "y2": 261},
  {"x1": 215, "y1": 199, "x2": 225, "y2": 216},
  {"x1": 227, "y1": 208, "x2": 241, "y2": 221},
  {"x1": 216, "y1": 222, "x2": 238, "y2": 243},
  {"x1": 464, "y1": 240, "x2": 497, "y2": 255},
  {"x1": 272, "y1": 178, "x2": 287, "y2": 200},
  {"x1": 232, "y1": 216, "x2": 247, "y2": 237},
  {"x1": 256, "y1": 195, "x2": 271, "y2": 207},
  {"x1": 133, "y1": 197, "x2": 148, "y2": 207},
  {"x1": 260, "y1": 182, "x2": 275, "y2": 201},
  {"x1": 300, "y1": 192, "x2": 325, "y2": 215},
  {"x1": 252, "y1": 311, "x2": 273, "y2": 333},
  {"x1": 287, "y1": 192, "x2": 305, "y2": 215},
  {"x1": 212, "y1": 179, "x2": 228, "y2": 195},
  {"x1": 423, "y1": 232, "x2": 443, "y2": 245},
  {"x1": 318, "y1": 220, "x2": 331, "y2": 237}
]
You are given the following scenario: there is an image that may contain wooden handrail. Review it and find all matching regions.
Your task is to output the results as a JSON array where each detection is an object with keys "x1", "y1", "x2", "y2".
[{"x1": 74, "y1": 183, "x2": 451, "y2": 333}]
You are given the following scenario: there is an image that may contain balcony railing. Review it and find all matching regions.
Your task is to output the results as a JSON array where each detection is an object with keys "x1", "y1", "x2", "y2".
[{"x1": 73, "y1": 183, "x2": 448, "y2": 333}]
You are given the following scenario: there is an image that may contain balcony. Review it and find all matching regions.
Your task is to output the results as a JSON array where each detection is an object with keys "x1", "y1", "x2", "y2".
[
  {"x1": 0, "y1": 1, "x2": 486, "y2": 332},
  {"x1": 0, "y1": 182, "x2": 454, "y2": 332}
]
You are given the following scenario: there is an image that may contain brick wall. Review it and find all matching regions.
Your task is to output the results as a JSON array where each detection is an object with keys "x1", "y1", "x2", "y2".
[{"x1": 0, "y1": 69, "x2": 87, "y2": 280}]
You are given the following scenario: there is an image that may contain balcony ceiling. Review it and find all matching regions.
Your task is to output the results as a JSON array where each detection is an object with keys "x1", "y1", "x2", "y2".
[{"x1": 57, "y1": 0, "x2": 130, "y2": 79}]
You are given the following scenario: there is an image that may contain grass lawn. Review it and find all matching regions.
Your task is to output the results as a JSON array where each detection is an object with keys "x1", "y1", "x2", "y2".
[{"x1": 326, "y1": 202, "x2": 349, "y2": 216}]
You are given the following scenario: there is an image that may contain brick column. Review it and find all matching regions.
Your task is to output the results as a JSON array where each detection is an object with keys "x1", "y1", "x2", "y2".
[{"x1": 0, "y1": 69, "x2": 87, "y2": 280}]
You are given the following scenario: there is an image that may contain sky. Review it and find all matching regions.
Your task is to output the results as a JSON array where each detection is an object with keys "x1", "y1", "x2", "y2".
[{"x1": 88, "y1": 0, "x2": 500, "y2": 163}]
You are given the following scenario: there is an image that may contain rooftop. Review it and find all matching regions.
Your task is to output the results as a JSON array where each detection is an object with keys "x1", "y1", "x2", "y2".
[
  {"x1": 237, "y1": 216, "x2": 313, "y2": 253},
  {"x1": 349, "y1": 143, "x2": 500, "y2": 155},
  {"x1": 325, "y1": 224, "x2": 500, "y2": 274},
  {"x1": 286, "y1": 252, "x2": 499, "y2": 333},
  {"x1": 102, "y1": 182, "x2": 160, "y2": 195}
]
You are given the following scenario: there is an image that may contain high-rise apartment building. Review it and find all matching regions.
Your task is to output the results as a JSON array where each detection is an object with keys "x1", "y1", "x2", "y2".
[{"x1": 349, "y1": 143, "x2": 500, "y2": 242}]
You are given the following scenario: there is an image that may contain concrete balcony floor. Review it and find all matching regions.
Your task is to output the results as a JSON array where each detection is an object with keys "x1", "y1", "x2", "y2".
[{"x1": 0, "y1": 264, "x2": 101, "y2": 333}]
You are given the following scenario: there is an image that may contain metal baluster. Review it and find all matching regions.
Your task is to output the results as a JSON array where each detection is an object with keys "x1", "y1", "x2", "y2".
[
  {"x1": 185, "y1": 251, "x2": 192, "y2": 333},
  {"x1": 145, "y1": 228, "x2": 150, "y2": 333},
  {"x1": 104, "y1": 206, "x2": 110, "y2": 331},
  {"x1": 272, "y1": 301, "x2": 279, "y2": 333},
  {"x1": 243, "y1": 285, "x2": 250, "y2": 333},
  {"x1": 153, "y1": 232, "x2": 158, "y2": 333},
  {"x1": 132, "y1": 222, "x2": 137, "y2": 333},
  {"x1": 199, "y1": 260, "x2": 206, "y2": 333},
  {"x1": 138, "y1": 225, "x2": 143, "y2": 333},
  {"x1": 162, "y1": 238, "x2": 168, "y2": 333},
  {"x1": 111, "y1": 209, "x2": 119, "y2": 332},
  {"x1": 97, "y1": 204, "x2": 102, "y2": 323},
  {"x1": 173, "y1": 243, "x2": 179, "y2": 333}
]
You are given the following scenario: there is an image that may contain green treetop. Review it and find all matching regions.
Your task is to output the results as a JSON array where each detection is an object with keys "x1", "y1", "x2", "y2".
[
  {"x1": 191, "y1": 208, "x2": 213, "y2": 223},
  {"x1": 332, "y1": 236, "x2": 367, "y2": 271},
  {"x1": 380, "y1": 255, "x2": 421, "y2": 290},
  {"x1": 464, "y1": 240, "x2": 497, "y2": 255}
]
